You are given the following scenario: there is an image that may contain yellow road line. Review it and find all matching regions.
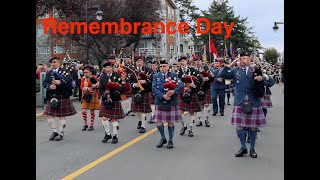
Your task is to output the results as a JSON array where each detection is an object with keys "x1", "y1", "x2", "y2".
[
  {"x1": 61, "y1": 123, "x2": 167, "y2": 180},
  {"x1": 36, "y1": 113, "x2": 45, "y2": 119}
]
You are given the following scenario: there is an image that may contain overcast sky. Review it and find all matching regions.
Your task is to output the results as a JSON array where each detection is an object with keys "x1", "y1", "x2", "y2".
[{"x1": 193, "y1": 0, "x2": 284, "y2": 52}]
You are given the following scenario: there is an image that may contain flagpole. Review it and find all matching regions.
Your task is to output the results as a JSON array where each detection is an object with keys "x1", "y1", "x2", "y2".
[{"x1": 209, "y1": 33, "x2": 212, "y2": 64}]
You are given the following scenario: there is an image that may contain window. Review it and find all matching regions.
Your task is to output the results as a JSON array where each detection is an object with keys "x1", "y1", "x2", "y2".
[
  {"x1": 38, "y1": 12, "x2": 49, "y2": 19},
  {"x1": 180, "y1": 45, "x2": 183, "y2": 52},
  {"x1": 71, "y1": 43, "x2": 78, "y2": 53},
  {"x1": 38, "y1": 45, "x2": 50, "y2": 54},
  {"x1": 143, "y1": 42, "x2": 148, "y2": 48},
  {"x1": 53, "y1": 7, "x2": 60, "y2": 18},
  {"x1": 37, "y1": 25, "x2": 47, "y2": 37},
  {"x1": 176, "y1": 46, "x2": 178, "y2": 53},
  {"x1": 54, "y1": 45, "x2": 65, "y2": 54}
]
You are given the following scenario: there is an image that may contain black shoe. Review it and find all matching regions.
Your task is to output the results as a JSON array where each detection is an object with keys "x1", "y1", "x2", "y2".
[
  {"x1": 88, "y1": 126, "x2": 94, "y2": 131},
  {"x1": 54, "y1": 134, "x2": 63, "y2": 141},
  {"x1": 188, "y1": 127, "x2": 194, "y2": 137},
  {"x1": 220, "y1": 113, "x2": 224, "y2": 116},
  {"x1": 227, "y1": 102, "x2": 231, "y2": 105},
  {"x1": 139, "y1": 127, "x2": 146, "y2": 133},
  {"x1": 250, "y1": 149, "x2": 257, "y2": 158},
  {"x1": 111, "y1": 136, "x2": 118, "y2": 144},
  {"x1": 156, "y1": 138, "x2": 167, "y2": 148},
  {"x1": 167, "y1": 141, "x2": 173, "y2": 149},
  {"x1": 137, "y1": 121, "x2": 142, "y2": 129},
  {"x1": 49, "y1": 132, "x2": 58, "y2": 141},
  {"x1": 257, "y1": 128, "x2": 261, "y2": 132},
  {"x1": 196, "y1": 121, "x2": 203, "y2": 126},
  {"x1": 102, "y1": 133, "x2": 112, "y2": 143},
  {"x1": 82, "y1": 125, "x2": 88, "y2": 131},
  {"x1": 204, "y1": 120, "x2": 210, "y2": 127},
  {"x1": 126, "y1": 110, "x2": 131, "y2": 116},
  {"x1": 73, "y1": 95, "x2": 79, "y2": 97},
  {"x1": 212, "y1": 112, "x2": 218, "y2": 116},
  {"x1": 180, "y1": 126, "x2": 187, "y2": 135},
  {"x1": 235, "y1": 148, "x2": 248, "y2": 157}
]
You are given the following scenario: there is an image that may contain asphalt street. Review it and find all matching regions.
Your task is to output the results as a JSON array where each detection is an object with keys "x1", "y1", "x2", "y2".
[{"x1": 36, "y1": 85, "x2": 284, "y2": 180}]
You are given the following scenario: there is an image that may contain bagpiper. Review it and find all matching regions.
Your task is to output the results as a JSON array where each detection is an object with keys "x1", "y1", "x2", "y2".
[
  {"x1": 194, "y1": 58, "x2": 214, "y2": 127},
  {"x1": 152, "y1": 59, "x2": 184, "y2": 149},
  {"x1": 176, "y1": 56, "x2": 203, "y2": 137},
  {"x1": 218, "y1": 52, "x2": 267, "y2": 158},
  {"x1": 80, "y1": 65, "x2": 100, "y2": 131},
  {"x1": 147, "y1": 59, "x2": 159, "y2": 123},
  {"x1": 43, "y1": 57, "x2": 77, "y2": 141},
  {"x1": 129, "y1": 56, "x2": 152, "y2": 133},
  {"x1": 99, "y1": 61, "x2": 126, "y2": 144}
]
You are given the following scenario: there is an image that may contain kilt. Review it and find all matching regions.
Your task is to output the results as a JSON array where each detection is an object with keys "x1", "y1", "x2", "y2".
[
  {"x1": 178, "y1": 92, "x2": 202, "y2": 113},
  {"x1": 131, "y1": 93, "x2": 152, "y2": 113},
  {"x1": 81, "y1": 92, "x2": 100, "y2": 110},
  {"x1": 152, "y1": 105, "x2": 182, "y2": 123},
  {"x1": 149, "y1": 92, "x2": 155, "y2": 105},
  {"x1": 231, "y1": 106, "x2": 266, "y2": 128},
  {"x1": 43, "y1": 96, "x2": 77, "y2": 117},
  {"x1": 260, "y1": 95, "x2": 272, "y2": 108},
  {"x1": 99, "y1": 101, "x2": 125, "y2": 119},
  {"x1": 199, "y1": 90, "x2": 212, "y2": 106}
]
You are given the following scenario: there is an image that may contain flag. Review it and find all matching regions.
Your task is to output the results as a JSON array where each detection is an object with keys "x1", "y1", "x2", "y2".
[
  {"x1": 202, "y1": 44, "x2": 207, "y2": 62},
  {"x1": 209, "y1": 38, "x2": 218, "y2": 55}
]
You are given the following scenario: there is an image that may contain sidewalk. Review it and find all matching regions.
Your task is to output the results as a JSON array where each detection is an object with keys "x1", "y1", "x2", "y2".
[{"x1": 36, "y1": 96, "x2": 79, "y2": 119}]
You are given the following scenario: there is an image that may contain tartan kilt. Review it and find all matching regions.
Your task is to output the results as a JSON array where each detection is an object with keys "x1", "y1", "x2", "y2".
[
  {"x1": 43, "y1": 96, "x2": 77, "y2": 117},
  {"x1": 231, "y1": 106, "x2": 266, "y2": 128},
  {"x1": 149, "y1": 92, "x2": 155, "y2": 105},
  {"x1": 200, "y1": 90, "x2": 212, "y2": 106},
  {"x1": 81, "y1": 92, "x2": 100, "y2": 110},
  {"x1": 260, "y1": 95, "x2": 273, "y2": 108},
  {"x1": 99, "y1": 101, "x2": 125, "y2": 119},
  {"x1": 178, "y1": 92, "x2": 202, "y2": 113},
  {"x1": 152, "y1": 105, "x2": 182, "y2": 123},
  {"x1": 131, "y1": 93, "x2": 152, "y2": 113}
]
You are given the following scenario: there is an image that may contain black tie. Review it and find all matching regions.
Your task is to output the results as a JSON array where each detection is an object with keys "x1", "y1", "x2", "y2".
[{"x1": 243, "y1": 68, "x2": 246, "y2": 75}]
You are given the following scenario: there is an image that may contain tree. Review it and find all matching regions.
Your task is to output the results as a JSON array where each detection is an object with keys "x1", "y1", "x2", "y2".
[
  {"x1": 195, "y1": 0, "x2": 261, "y2": 62},
  {"x1": 263, "y1": 47, "x2": 279, "y2": 64},
  {"x1": 36, "y1": 0, "x2": 162, "y2": 65}
]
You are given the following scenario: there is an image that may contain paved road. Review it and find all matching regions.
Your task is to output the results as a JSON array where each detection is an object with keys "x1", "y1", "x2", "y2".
[{"x1": 36, "y1": 85, "x2": 284, "y2": 180}]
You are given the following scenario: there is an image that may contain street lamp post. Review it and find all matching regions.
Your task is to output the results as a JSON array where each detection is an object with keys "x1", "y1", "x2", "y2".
[
  {"x1": 86, "y1": 1, "x2": 103, "y2": 64},
  {"x1": 273, "y1": 20, "x2": 284, "y2": 30}
]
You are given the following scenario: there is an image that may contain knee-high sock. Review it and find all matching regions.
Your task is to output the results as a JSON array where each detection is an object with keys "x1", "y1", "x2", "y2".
[
  {"x1": 157, "y1": 124, "x2": 165, "y2": 140},
  {"x1": 58, "y1": 119, "x2": 66, "y2": 135},
  {"x1": 236, "y1": 128, "x2": 247, "y2": 149},
  {"x1": 141, "y1": 113, "x2": 147, "y2": 128},
  {"x1": 203, "y1": 106, "x2": 210, "y2": 120},
  {"x1": 190, "y1": 115, "x2": 195, "y2": 127},
  {"x1": 196, "y1": 110, "x2": 202, "y2": 122},
  {"x1": 181, "y1": 113, "x2": 187, "y2": 127},
  {"x1": 151, "y1": 105, "x2": 155, "y2": 117},
  {"x1": 168, "y1": 125, "x2": 174, "y2": 142},
  {"x1": 90, "y1": 111, "x2": 95, "y2": 126},
  {"x1": 112, "y1": 121, "x2": 119, "y2": 136},
  {"x1": 127, "y1": 97, "x2": 132, "y2": 112},
  {"x1": 249, "y1": 129, "x2": 257, "y2": 150},
  {"x1": 102, "y1": 120, "x2": 110, "y2": 135},
  {"x1": 82, "y1": 111, "x2": 87, "y2": 125},
  {"x1": 47, "y1": 118, "x2": 57, "y2": 133}
]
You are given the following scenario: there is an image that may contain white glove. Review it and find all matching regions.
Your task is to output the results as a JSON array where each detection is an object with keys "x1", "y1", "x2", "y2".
[{"x1": 263, "y1": 74, "x2": 269, "y2": 80}]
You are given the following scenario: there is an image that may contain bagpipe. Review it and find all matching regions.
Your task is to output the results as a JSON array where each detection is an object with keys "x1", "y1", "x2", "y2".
[
  {"x1": 82, "y1": 76, "x2": 99, "y2": 103},
  {"x1": 160, "y1": 78, "x2": 179, "y2": 111},
  {"x1": 252, "y1": 64, "x2": 265, "y2": 98},
  {"x1": 180, "y1": 73, "x2": 198, "y2": 103},
  {"x1": 101, "y1": 81, "x2": 122, "y2": 110},
  {"x1": 198, "y1": 70, "x2": 214, "y2": 100}
]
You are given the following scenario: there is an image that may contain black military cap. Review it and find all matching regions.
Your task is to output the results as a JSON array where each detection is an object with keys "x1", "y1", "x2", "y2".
[
  {"x1": 49, "y1": 56, "x2": 60, "y2": 63},
  {"x1": 178, "y1": 56, "x2": 187, "y2": 62},
  {"x1": 102, "y1": 61, "x2": 113, "y2": 67},
  {"x1": 159, "y1": 59, "x2": 168, "y2": 64}
]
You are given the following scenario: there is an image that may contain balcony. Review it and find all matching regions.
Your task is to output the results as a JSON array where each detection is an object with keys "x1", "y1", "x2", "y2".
[{"x1": 138, "y1": 48, "x2": 160, "y2": 57}]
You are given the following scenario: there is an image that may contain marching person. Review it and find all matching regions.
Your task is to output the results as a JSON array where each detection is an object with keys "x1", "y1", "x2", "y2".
[
  {"x1": 123, "y1": 57, "x2": 136, "y2": 116},
  {"x1": 147, "y1": 59, "x2": 159, "y2": 123},
  {"x1": 152, "y1": 59, "x2": 184, "y2": 149},
  {"x1": 80, "y1": 65, "x2": 100, "y2": 131},
  {"x1": 210, "y1": 59, "x2": 227, "y2": 116},
  {"x1": 99, "y1": 61, "x2": 126, "y2": 144},
  {"x1": 195, "y1": 58, "x2": 214, "y2": 127},
  {"x1": 129, "y1": 56, "x2": 152, "y2": 133},
  {"x1": 218, "y1": 52, "x2": 267, "y2": 158},
  {"x1": 43, "y1": 57, "x2": 77, "y2": 141},
  {"x1": 176, "y1": 56, "x2": 203, "y2": 137}
]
